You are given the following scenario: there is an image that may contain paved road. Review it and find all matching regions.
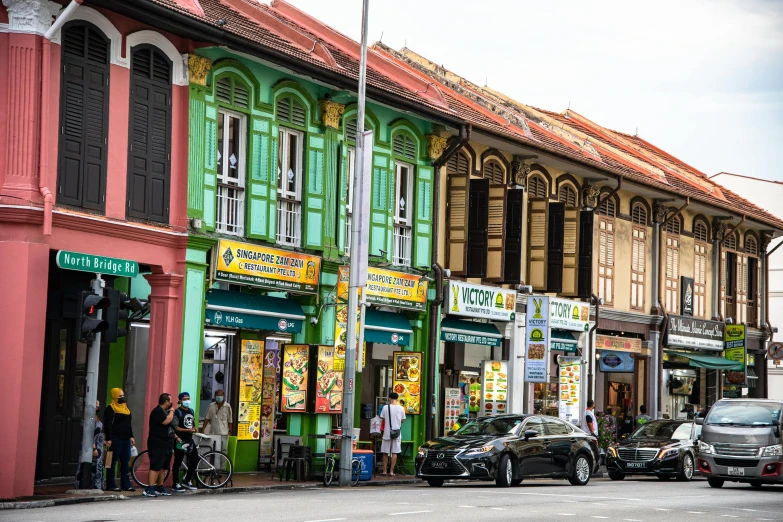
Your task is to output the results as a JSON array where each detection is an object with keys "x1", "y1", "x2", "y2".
[{"x1": 5, "y1": 478, "x2": 783, "y2": 522}]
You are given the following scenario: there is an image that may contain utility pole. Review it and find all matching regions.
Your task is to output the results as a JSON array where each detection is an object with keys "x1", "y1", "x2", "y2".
[
  {"x1": 339, "y1": 0, "x2": 370, "y2": 486},
  {"x1": 79, "y1": 275, "x2": 105, "y2": 488}
]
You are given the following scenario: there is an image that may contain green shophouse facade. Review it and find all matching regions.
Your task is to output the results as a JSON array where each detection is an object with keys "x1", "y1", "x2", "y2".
[{"x1": 182, "y1": 50, "x2": 438, "y2": 471}]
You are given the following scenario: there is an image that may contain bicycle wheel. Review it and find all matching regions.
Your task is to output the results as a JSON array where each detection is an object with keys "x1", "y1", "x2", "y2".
[
  {"x1": 131, "y1": 450, "x2": 171, "y2": 488},
  {"x1": 195, "y1": 450, "x2": 233, "y2": 489},
  {"x1": 351, "y1": 459, "x2": 362, "y2": 486},
  {"x1": 322, "y1": 456, "x2": 336, "y2": 487}
]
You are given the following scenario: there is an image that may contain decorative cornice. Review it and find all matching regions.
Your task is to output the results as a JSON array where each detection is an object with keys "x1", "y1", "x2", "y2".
[
  {"x1": 52, "y1": 209, "x2": 188, "y2": 248},
  {"x1": 318, "y1": 98, "x2": 345, "y2": 130},
  {"x1": 583, "y1": 185, "x2": 601, "y2": 210},
  {"x1": 188, "y1": 54, "x2": 212, "y2": 88},
  {"x1": 1, "y1": 0, "x2": 59, "y2": 36},
  {"x1": 187, "y1": 234, "x2": 217, "y2": 252},
  {"x1": 425, "y1": 134, "x2": 448, "y2": 161},
  {"x1": 510, "y1": 157, "x2": 530, "y2": 187}
]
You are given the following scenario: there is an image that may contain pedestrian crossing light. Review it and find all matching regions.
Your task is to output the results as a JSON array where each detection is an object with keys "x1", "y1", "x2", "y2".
[
  {"x1": 104, "y1": 289, "x2": 132, "y2": 342},
  {"x1": 78, "y1": 290, "x2": 110, "y2": 342}
]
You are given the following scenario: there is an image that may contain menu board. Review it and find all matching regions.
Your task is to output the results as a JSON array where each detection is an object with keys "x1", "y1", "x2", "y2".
[
  {"x1": 444, "y1": 388, "x2": 461, "y2": 433},
  {"x1": 392, "y1": 352, "x2": 422, "y2": 415},
  {"x1": 557, "y1": 356, "x2": 582, "y2": 425},
  {"x1": 280, "y1": 345, "x2": 309, "y2": 413},
  {"x1": 525, "y1": 296, "x2": 549, "y2": 382},
  {"x1": 460, "y1": 373, "x2": 480, "y2": 413},
  {"x1": 480, "y1": 360, "x2": 509, "y2": 415},
  {"x1": 238, "y1": 340, "x2": 264, "y2": 440},
  {"x1": 724, "y1": 324, "x2": 746, "y2": 388},
  {"x1": 259, "y1": 344, "x2": 279, "y2": 461},
  {"x1": 315, "y1": 345, "x2": 344, "y2": 414}
]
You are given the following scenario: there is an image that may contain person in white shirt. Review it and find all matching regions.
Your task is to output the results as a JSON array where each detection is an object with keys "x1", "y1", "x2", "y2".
[
  {"x1": 380, "y1": 392, "x2": 406, "y2": 477},
  {"x1": 584, "y1": 399, "x2": 598, "y2": 438},
  {"x1": 201, "y1": 389, "x2": 233, "y2": 452}
]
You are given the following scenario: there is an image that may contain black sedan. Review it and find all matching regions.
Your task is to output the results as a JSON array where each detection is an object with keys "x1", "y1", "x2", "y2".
[
  {"x1": 416, "y1": 414, "x2": 600, "y2": 487},
  {"x1": 606, "y1": 420, "x2": 701, "y2": 481}
]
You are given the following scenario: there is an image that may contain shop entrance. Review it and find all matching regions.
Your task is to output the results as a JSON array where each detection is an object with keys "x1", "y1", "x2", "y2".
[{"x1": 606, "y1": 380, "x2": 633, "y2": 415}]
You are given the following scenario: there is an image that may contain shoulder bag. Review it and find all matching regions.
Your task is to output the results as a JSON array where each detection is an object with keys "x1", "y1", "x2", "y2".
[{"x1": 386, "y1": 405, "x2": 401, "y2": 440}]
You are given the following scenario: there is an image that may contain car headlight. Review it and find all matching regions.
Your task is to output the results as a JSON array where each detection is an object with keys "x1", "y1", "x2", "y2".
[
  {"x1": 658, "y1": 447, "x2": 679, "y2": 459},
  {"x1": 761, "y1": 444, "x2": 782, "y2": 457},
  {"x1": 607, "y1": 446, "x2": 618, "y2": 458},
  {"x1": 699, "y1": 441, "x2": 715, "y2": 454},
  {"x1": 417, "y1": 447, "x2": 428, "y2": 458},
  {"x1": 463, "y1": 445, "x2": 494, "y2": 456}
]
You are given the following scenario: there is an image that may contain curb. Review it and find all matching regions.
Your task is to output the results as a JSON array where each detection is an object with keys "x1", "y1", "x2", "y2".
[{"x1": 0, "y1": 494, "x2": 128, "y2": 510}]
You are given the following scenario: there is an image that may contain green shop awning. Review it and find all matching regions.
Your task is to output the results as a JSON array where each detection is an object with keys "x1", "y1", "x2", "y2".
[
  {"x1": 205, "y1": 289, "x2": 305, "y2": 334},
  {"x1": 440, "y1": 316, "x2": 502, "y2": 347},
  {"x1": 551, "y1": 329, "x2": 578, "y2": 353},
  {"x1": 664, "y1": 350, "x2": 743, "y2": 370},
  {"x1": 364, "y1": 309, "x2": 412, "y2": 346}
]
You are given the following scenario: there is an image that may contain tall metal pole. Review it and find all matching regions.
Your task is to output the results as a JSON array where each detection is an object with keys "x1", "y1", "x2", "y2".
[
  {"x1": 339, "y1": 0, "x2": 370, "y2": 486},
  {"x1": 79, "y1": 274, "x2": 105, "y2": 488}
]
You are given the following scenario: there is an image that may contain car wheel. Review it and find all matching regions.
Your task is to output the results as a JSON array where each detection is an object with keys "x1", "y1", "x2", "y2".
[
  {"x1": 707, "y1": 478, "x2": 724, "y2": 488},
  {"x1": 568, "y1": 454, "x2": 591, "y2": 486},
  {"x1": 608, "y1": 472, "x2": 625, "y2": 481},
  {"x1": 749, "y1": 481, "x2": 763, "y2": 489},
  {"x1": 426, "y1": 479, "x2": 444, "y2": 487},
  {"x1": 678, "y1": 454, "x2": 694, "y2": 482},
  {"x1": 511, "y1": 478, "x2": 523, "y2": 487},
  {"x1": 495, "y1": 454, "x2": 514, "y2": 488}
]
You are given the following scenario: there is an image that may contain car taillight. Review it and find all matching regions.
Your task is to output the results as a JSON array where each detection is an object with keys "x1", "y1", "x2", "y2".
[
  {"x1": 761, "y1": 462, "x2": 781, "y2": 477},
  {"x1": 698, "y1": 459, "x2": 711, "y2": 473}
]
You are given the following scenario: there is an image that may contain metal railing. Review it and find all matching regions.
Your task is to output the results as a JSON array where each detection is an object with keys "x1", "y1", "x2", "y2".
[
  {"x1": 216, "y1": 184, "x2": 244, "y2": 236},
  {"x1": 345, "y1": 214, "x2": 352, "y2": 256},
  {"x1": 393, "y1": 224, "x2": 412, "y2": 267},
  {"x1": 276, "y1": 199, "x2": 301, "y2": 247}
]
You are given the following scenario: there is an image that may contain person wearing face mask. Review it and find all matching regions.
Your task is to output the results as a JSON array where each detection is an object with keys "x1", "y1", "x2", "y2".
[
  {"x1": 103, "y1": 388, "x2": 135, "y2": 492},
  {"x1": 172, "y1": 392, "x2": 199, "y2": 492},
  {"x1": 619, "y1": 412, "x2": 635, "y2": 439},
  {"x1": 202, "y1": 389, "x2": 233, "y2": 452}
]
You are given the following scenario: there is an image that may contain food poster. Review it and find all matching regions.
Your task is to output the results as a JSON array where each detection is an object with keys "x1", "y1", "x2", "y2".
[
  {"x1": 315, "y1": 345, "x2": 344, "y2": 414},
  {"x1": 525, "y1": 296, "x2": 549, "y2": 383},
  {"x1": 259, "y1": 344, "x2": 280, "y2": 462},
  {"x1": 280, "y1": 345, "x2": 309, "y2": 413},
  {"x1": 557, "y1": 356, "x2": 582, "y2": 425},
  {"x1": 238, "y1": 340, "x2": 264, "y2": 440},
  {"x1": 444, "y1": 388, "x2": 461, "y2": 433},
  {"x1": 459, "y1": 373, "x2": 481, "y2": 414},
  {"x1": 392, "y1": 352, "x2": 422, "y2": 414},
  {"x1": 333, "y1": 304, "x2": 366, "y2": 372},
  {"x1": 479, "y1": 360, "x2": 509, "y2": 415}
]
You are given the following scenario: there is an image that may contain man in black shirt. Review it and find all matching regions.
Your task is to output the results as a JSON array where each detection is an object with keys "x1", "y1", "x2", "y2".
[
  {"x1": 145, "y1": 393, "x2": 175, "y2": 497},
  {"x1": 172, "y1": 392, "x2": 199, "y2": 492}
]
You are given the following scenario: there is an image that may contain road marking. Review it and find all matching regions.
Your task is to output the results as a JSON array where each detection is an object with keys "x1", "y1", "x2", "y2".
[
  {"x1": 687, "y1": 512, "x2": 705, "y2": 515},
  {"x1": 742, "y1": 509, "x2": 759, "y2": 512},
  {"x1": 458, "y1": 506, "x2": 476, "y2": 508},
  {"x1": 484, "y1": 491, "x2": 641, "y2": 501},
  {"x1": 304, "y1": 519, "x2": 347, "y2": 522},
  {"x1": 721, "y1": 516, "x2": 739, "y2": 519},
  {"x1": 388, "y1": 511, "x2": 432, "y2": 516},
  {"x1": 490, "y1": 508, "x2": 504, "y2": 511},
  {"x1": 592, "y1": 503, "x2": 607, "y2": 506},
  {"x1": 654, "y1": 508, "x2": 671, "y2": 511},
  {"x1": 623, "y1": 519, "x2": 643, "y2": 521},
  {"x1": 590, "y1": 517, "x2": 610, "y2": 519},
  {"x1": 557, "y1": 514, "x2": 576, "y2": 517}
]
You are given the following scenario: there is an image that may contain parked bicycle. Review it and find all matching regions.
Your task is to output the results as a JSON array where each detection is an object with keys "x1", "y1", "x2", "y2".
[
  {"x1": 322, "y1": 434, "x2": 363, "y2": 487},
  {"x1": 132, "y1": 433, "x2": 233, "y2": 489}
]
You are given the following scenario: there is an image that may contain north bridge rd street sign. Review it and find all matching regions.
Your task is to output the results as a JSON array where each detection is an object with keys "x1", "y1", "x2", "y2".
[{"x1": 56, "y1": 250, "x2": 139, "y2": 278}]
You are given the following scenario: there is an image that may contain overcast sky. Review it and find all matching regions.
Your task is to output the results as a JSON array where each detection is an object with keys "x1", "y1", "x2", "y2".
[{"x1": 287, "y1": 0, "x2": 783, "y2": 181}]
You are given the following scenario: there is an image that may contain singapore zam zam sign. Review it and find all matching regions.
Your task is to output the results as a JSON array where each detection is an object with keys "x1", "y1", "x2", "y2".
[{"x1": 665, "y1": 315, "x2": 725, "y2": 352}]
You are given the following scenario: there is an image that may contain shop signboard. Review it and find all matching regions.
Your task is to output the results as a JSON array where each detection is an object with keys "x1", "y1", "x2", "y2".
[
  {"x1": 56, "y1": 250, "x2": 139, "y2": 277},
  {"x1": 446, "y1": 280, "x2": 516, "y2": 321},
  {"x1": 392, "y1": 352, "x2": 422, "y2": 414},
  {"x1": 549, "y1": 298, "x2": 590, "y2": 332},
  {"x1": 723, "y1": 325, "x2": 746, "y2": 389},
  {"x1": 665, "y1": 315, "x2": 725, "y2": 351},
  {"x1": 280, "y1": 345, "x2": 309, "y2": 413},
  {"x1": 595, "y1": 334, "x2": 642, "y2": 354},
  {"x1": 598, "y1": 351, "x2": 635, "y2": 373},
  {"x1": 238, "y1": 340, "x2": 264, "y2": 441},
  {"x1": 525, "y1": 296, "x2": 549, "y2": 383},
  {"x1": 557, "y1": 356, "x2": 582, "y2": 425},
  {"x1": 258, "y1": 345, "x2": 279, "y2": 462},
  {"x1": 443, "y1": 388, "x2": 461, "y2": 433},
  {"x1": 338, "y1": 266, "x2": 427, "y2": 311},
  {"x1": 333, "y1": 305, "x2": 366, "y2": 373},
  {"x1": 214, "y1": 239, "x2": 321, "y2": 294},
  {"x1": 315, "y1": 345, "x2": 344, "y2": 414},
  {"x1": 480, "y1": 360, "x2": 509, "y2": 415},
  {"x1": 681, "y1": 276, "x2": 694, "y2": 316}
]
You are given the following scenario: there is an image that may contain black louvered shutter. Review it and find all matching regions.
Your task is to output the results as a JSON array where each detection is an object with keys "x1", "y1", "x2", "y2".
[
  {"x1": 57, "y1": 23, "x2": 110, "y2": 211},
  {"x1": 127, "y1": 46, "x2": 172, "y2": 223},
  {"x1": 547, "y1": 202, "x2": 565, "y2": 293},
  {"x1": 467, "y1": 179, "x2": 489, "y2": 277},
  {"x1": 504, "y1": 189, "x2": 523, "y2": 283},
  {"x1": 577, "y1": 210, "x2": 594, "y2": 298}
]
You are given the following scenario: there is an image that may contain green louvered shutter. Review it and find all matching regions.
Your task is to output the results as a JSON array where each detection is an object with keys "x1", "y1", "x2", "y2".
[
  {"x1": 371, "y1": 155, "x2": 389, "y2": 259},
  {"x1": 323, "y1": 132, "x2": 338, "y2": 256},
  {"x1": 387, "y1": 159, "x2": 397, "y2": 258},
  {"x1": 338, "y1": 143, "x2": 348, "y2": 254},
  {"x1": 268, "y1": 123, "x2": 279, "y2": 242},
  {"x1": 413, "y1": 165, "x2": 433, "y2": 268},
  {"x1": 203, "y1": 104, "x2": 218, "y2": 231},
  {"x1": 304, "y1": 132, "x2": 325, "y2": 250},
  {"x1": 246, "y1": 117, "x2": 273, "y2": 240}
]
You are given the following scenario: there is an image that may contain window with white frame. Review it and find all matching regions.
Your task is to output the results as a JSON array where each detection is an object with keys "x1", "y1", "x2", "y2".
[
  {"x1": 277, "y1": 127, "x2": 304, "y2": 247},
  {"x1": 345, "y1": 147, "x2": 356, "y2": 256},
  {"x1": 393, "y1": 161, "x2": 414, "y2": 266},
  {"x1": 216, "y1": 109, "x2": 246, "y2": 235}
]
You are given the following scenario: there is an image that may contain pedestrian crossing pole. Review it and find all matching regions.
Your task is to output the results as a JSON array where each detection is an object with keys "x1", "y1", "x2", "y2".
[{"x1": 79, "y1": 274, "x2": 105, "y2": 488}]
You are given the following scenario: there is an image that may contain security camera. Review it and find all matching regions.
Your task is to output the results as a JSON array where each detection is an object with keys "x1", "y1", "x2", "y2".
[
  {"x1": 443, "y1": 268, "x2": 451, "y2": 278},
  {"x1": 310, "y1": 316, "x2": 318, "y2": 326},
  {"x1": 517, "y1": 285, "x2": 533, "y2": 294}
]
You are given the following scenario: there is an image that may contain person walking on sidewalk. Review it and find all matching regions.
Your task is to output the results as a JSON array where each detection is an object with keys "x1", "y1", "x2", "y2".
[
  {"x1": 380, "y1": 392, "x2": 406, "y2": 477},
  {"x1": 202, "y1": 389, "x2": 233, "y2": 453},
  {"x1": 103, "y1": 388, "x2": 135, "y2": 492},
  {"x1": 144, "y1": 393, "x2": 176, "y2": 497},
  {"x1": 172, "y1": 392, "x2": 199, "y2": 492}
]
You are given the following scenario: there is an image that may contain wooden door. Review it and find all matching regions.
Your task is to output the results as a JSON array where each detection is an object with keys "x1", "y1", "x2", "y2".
[{"x1": 467, "y1": 179, "x2": 489, "y2": 278}]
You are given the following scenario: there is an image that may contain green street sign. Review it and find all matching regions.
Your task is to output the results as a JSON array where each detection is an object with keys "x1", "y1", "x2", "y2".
[{"x1": 56, "y1": 250, "x2": 139, "y2": 278}]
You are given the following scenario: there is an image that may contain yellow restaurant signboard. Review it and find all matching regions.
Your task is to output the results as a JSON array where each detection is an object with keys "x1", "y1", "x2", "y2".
[
  {"x1": 214, "y1": 239, "x2": 321, "y2": 295},
  {"x1": 337, "y1": 266, "x2": 427, "y2": 311}
]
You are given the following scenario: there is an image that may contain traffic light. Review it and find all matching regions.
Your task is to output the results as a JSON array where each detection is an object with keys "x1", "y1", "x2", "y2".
[
  {"x1": 104, "y1": 289, "x2": 133, "y2": 342},
  {"x1": 78, "y1": 290, "x2": 110, "y2": 342}
]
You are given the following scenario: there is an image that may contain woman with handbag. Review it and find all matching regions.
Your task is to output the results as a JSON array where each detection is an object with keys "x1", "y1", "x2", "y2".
[
  {"x1": 103, "y1": 388, "x2": 136, "y2": 492},
  {"x1": 380, "y1": 392, "x2": 406, "y2": 476}
]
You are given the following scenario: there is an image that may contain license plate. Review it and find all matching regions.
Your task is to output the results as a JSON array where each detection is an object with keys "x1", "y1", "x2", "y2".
[
  {"x1": 728, "y1": 467, "x2": 745, "y2": 476},
  {"x1": 431, "y1": 461, "x2": 448, "y2": 469},
  {"x1": 626, "y1": 462, "x2": 647, "y2": 469}
]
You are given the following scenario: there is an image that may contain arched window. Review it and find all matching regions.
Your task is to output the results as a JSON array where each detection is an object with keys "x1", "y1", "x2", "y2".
[
  {"x1": 664, "y1": 216, "x2": 682, "y2": 313},
  {"x1": 447, "y1": 150, "x2": 470, "y2": 176},
  {"x1": 745, "y1": 234, "x2": 758, "y2": 255},
  {"x1": 392, "y1": 131, "x2": 417, "y2": 162},
  {"x1": 663, "y1": 216, "x2": 681, "y2": 235},
  {"x1": 693, "y1": 218, "x2": 709, "y2": 317},
  {"x1": 391, "y1": 130, "x2": 418, "y2": 266},
  {"x1": 597, "y1": 195, "x2": 616, "y2": 217},
  {"x1": 694, "y1": 219, "x2": 709, "y2": 243},
  {"x1": 597, "y1": 192, "x2": 616, "y2": 306},
  {"x1": 558, "y1": 184, "x2": 578, "y2": 207},
  {"x1": 742, "y1": 233, "x2": 760, "y2": 326},
  {"x1": 631, "y1": 203, "x2": 647, "y2": 226},
  {"x1": 631, "y1": 203, "x2": 647, "y2": 310},
  {"x1": 484, "y1": 159, "x2": 505, "y2": 185},
  {"x1": 725, "y1": 232, "x2": 737, "y2": 250},
  {"x1": 528, "y1": 174, "x2": 548, "y2": 199},
  {"x1": 276, "y1": 94, "x2": 307, "y2": 127}
]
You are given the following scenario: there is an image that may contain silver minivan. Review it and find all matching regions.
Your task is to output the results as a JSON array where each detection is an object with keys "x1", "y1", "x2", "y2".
[{"x1": 696, "y1": 399, "x2": 783, "y2": 488}]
